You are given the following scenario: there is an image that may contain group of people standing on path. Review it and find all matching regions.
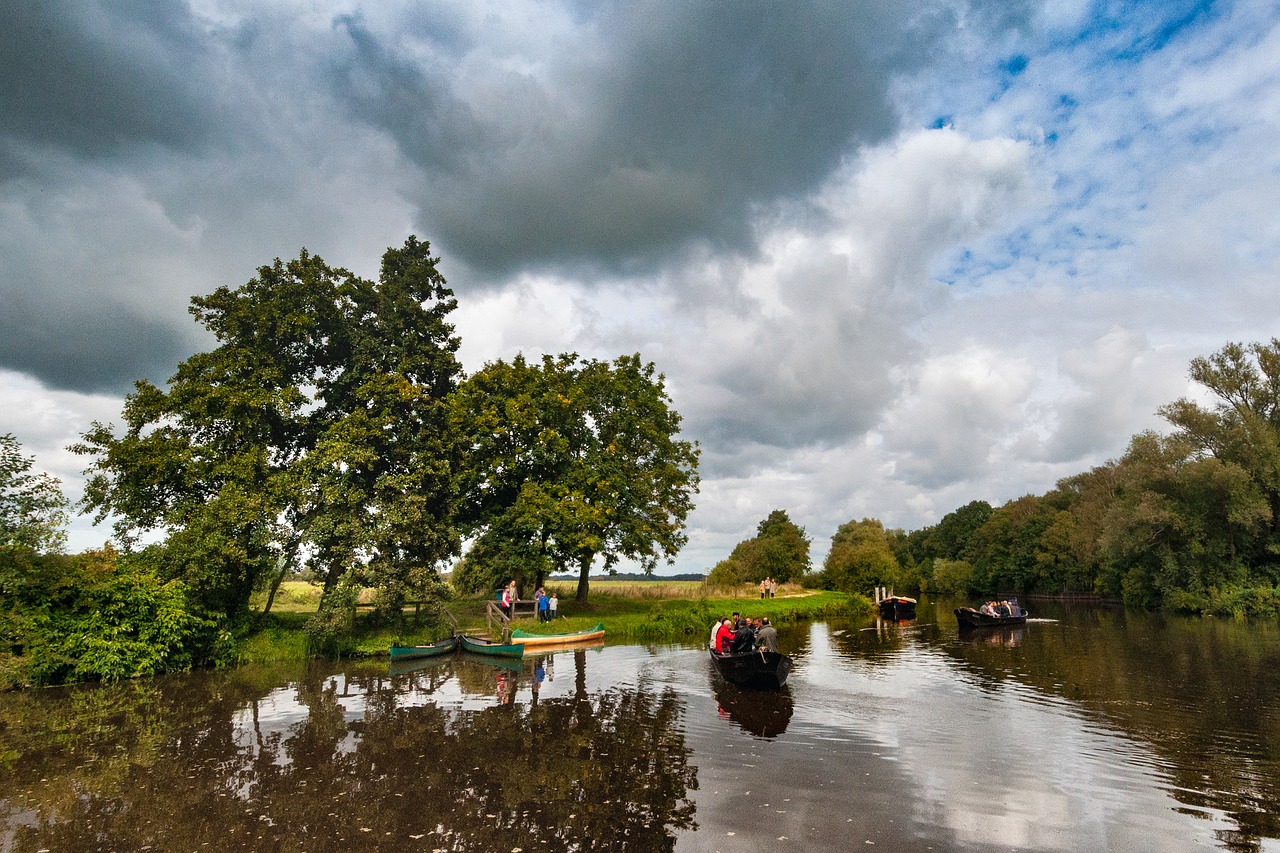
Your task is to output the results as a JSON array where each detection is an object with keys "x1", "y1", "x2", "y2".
[
  {"x1": 711, "y1": 612, "x2": 778, "y2": 655},
  {"x1": 498, "y1": 581, "x2": 558, "y2": 622},
  {"x1": 758, "y1": 577, "x2": 779, "y2": 599}
]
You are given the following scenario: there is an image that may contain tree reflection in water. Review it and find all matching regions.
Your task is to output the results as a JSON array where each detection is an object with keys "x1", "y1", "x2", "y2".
[{"x1": 0, "y1": 650, "x2": 698, "y2": 852}]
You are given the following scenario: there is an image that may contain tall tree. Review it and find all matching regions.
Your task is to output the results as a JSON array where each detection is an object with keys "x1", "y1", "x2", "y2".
[
  {"x1": 453, "y1": 353, "x2": 700, "y2": 602},
  {"x1": 921, "y1": 500, "x2": 993, "y2": 562},
  {"x1": 74, "y1": 238, "x2": 462, "y2": 618},
  {"x1": 707, "y1": 509, "x2": 810, "y2": 586},
  {"x1": 820, "y1": 517, "x2": 899, "y2": 594},
  {"x1": 1159, "y1": 339, "x2": 1280, "y2": 562},
  {"x1": 0, "y1": 434, "x2": 69, "y2": 553}
]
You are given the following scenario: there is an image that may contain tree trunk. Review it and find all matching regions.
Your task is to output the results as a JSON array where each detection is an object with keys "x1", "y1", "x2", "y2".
[
  {"x1": 262, "y1": 565, "x2": 287, "y2": 616},
  {"x1": 575, "y1": 551, "x2": 593, "y2": 602}
]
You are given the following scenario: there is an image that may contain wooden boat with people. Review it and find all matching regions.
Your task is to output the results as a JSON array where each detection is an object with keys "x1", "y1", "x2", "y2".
[
  {"x1": 710, "y1": 648, "x2": 792, "y2": 690},
  {"x1": 458, "y1": 633, "x2": 525, "y2": 659},
  {"x1": 388, "y1": 635, "x2": 458, "y2": 661},
  {"x1": 955, "y1": 599, "x2": 1028, "y2": 629},
  {"x1": 509, "y1": 622, "x2": 605, "y2": 648}
]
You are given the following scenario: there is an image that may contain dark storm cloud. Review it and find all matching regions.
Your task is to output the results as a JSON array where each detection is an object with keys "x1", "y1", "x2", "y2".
[
  {"x1": 326, "y1": 0, "x2": 968, "y2": 277},
  {"x1": 0, "y1": 0, "x2": 219, "y2": 169},
  {"x1": 0, "y1": 0, "x2": 1038, "y2": 400},
  {"x1": 0, "y1": 297, "x2": 189, "y2": 393}
]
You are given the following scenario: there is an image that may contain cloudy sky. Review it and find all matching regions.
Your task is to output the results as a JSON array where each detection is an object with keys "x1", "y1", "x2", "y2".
[{"x1": 4, "y1": 0, "x2": 1279, "y2": 572}]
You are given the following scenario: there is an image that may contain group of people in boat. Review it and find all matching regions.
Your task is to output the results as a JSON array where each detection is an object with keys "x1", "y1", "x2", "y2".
[
  {"x1": 711, "y1": 612, "x2": 779, "y2": 655},
  {"x1": 978, "y1": 599, "x2": 1019, "y2": 618}
]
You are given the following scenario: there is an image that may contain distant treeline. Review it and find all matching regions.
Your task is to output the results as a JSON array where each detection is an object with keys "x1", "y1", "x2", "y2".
[
  {"x1": 547, "y1": 573, "x2": 707, "y2": 582},
  {"x1": 710, "y1": 341, "x2": 1280, "y2": 618}
]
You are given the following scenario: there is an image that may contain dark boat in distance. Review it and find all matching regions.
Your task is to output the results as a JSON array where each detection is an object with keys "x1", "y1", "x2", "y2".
[
  {"x1": 389, "y1": 635, "x2": 458, "y2": 661},
  {"x1": 877, "y1": 595, "x2": 917, "y2": 620},
  {"x1": 710, "y1": 649, "x2": 792, "y2": 690},
  {"x1": 955, "y1": 599, "x2": 1028, "y2": 629}
]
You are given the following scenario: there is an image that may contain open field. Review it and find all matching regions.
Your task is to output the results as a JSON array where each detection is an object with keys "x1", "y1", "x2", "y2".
[{"x1": 239, "y1": 580, "x2": 867, "y2": 663}]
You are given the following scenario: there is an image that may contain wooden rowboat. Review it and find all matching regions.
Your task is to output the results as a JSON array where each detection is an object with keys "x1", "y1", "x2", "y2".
[
  {"x1": 710, "y1": 649, "x2": 792, "y2": 690},
  {"x1": 509, "y1": 622, "x2": 605, "y2": 647},
  {"x1": 458, "y1": 634, "x2": 525, "y2": 659},
  {"x1": 955, "y1": 600, "x2": 1028, "y2": 630},
  {"x1": 389, "y1": 635, "x2": 457, "y2": 661}
]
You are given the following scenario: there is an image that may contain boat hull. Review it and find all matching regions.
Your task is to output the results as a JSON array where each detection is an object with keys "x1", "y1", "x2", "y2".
[
  {"x1": 459, "y1": 634, "x2": 525, "y2": 659},
  {"x1": 877, "y1": 597, "x2": 917, "y2": 620},
  {"x1": 954, "y1": 607, "x2": 1027, "y2": 629},
  {"x1": 389, "y1": 636, "x2": 457, "y2": 661},
  {"x1": 510, "y1": 623, "x2": 606, "y2": 647},
  {"x1": 710, "y1": 649, "x2": 792, "y2": 690}
]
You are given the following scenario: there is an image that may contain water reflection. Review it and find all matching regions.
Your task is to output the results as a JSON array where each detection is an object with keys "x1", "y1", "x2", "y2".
[
  {"x1": 953, "y1": 624, "x2": 1026, "y2": 647},
  {"x1": 4, "y1": 608, "x2": 1280, "y2": 852},
  {"x1": 710, "y1": 678, "x2": 793, "y2": 739},
  {"x1": 0, "y1": 649, "x2": 696, "y2": 852}
]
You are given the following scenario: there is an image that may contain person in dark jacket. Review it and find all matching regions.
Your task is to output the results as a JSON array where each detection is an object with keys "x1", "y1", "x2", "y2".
[
  {"x1": 729, "y1": 618, "x2": 756, "y2": 654},
  {"x1": 754, "y1": 617, "x2": 778, "y2": 653}
]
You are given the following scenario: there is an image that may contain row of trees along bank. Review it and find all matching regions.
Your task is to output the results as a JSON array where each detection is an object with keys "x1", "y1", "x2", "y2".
[
  {"x1": 1, "y1": 238, "x2": 699, "y2": 686},
  {"x1": 709, "y1": 341, "x2": 1280, "y2": 618}
]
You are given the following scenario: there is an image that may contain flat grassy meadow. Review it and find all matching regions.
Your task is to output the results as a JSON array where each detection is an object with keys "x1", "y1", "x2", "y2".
[{"x1": 240, "y1": 579, "x2": 867, "y2": 664}]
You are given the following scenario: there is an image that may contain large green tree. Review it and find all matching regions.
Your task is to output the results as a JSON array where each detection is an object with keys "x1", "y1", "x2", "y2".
[
  {"x1": 1159, "y1": 339, "x2": 1280, "y2": 565},
  {"x1": 74, "y1": 238, "x2": 463, "y2": 618},
  {"x1": 707, "y1": 509, "x2": 810, "y2": 586},
  {"x1": 1, "y1": 434, "x2": 69, "y2": 553},
  {"x1": 1092, "y1": 432, "x2": 1269, "y2": 607},
  {"x1": 453, "y1": 353, "x2": 700, "y2": 602},
  {"x1": 819, "y1": 517, "x2": 900, "y2": 594}
]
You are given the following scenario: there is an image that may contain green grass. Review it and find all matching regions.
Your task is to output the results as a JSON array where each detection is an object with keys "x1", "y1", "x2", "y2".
[{"x1": 234, "y1": 583, "x2": 869, "y2": 664}]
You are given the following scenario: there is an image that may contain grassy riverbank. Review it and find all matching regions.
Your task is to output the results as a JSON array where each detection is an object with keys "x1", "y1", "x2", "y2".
[{"x1": 237, "y1": 581, "x2": 869, "y2": 664}]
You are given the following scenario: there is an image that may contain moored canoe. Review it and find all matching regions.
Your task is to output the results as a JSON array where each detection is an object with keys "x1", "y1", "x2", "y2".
[
  {"x1": 389, "y1": 636, "x2": 457, "y2": 661},
  {"x1": 509, "y1": 622, "x2": 606, "y2": 647},
  {"x1": 459, "y1": 634, "x2": 525, "y2": 659}
]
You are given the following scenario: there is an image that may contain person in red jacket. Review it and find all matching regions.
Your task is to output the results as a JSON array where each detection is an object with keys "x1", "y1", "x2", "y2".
[{"x1": 715, "y1": 617, "x2": 735, "y2": 653}]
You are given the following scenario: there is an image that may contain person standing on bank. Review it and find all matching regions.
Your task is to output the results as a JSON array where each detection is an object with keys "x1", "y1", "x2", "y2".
[
  {"x1": 537, "y1": 587, "x2": 550, "y2": 622},
  {"x1": 549, "y1": 592, "x2": 558, "y2": 620}
]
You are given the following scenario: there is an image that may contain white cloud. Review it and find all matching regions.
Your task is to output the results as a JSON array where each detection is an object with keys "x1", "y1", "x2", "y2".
[{"x1": 5, "y1": 0, "x2": 1280, "y2": 569}]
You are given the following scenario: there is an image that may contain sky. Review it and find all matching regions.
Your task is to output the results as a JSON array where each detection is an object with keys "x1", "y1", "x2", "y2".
[{"x1": 3, "y1": 0, "x2": 1280, "y2": 573}]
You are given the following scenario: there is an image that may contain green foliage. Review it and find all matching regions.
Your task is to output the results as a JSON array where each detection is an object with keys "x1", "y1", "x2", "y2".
[
  {"x1": 304, "y1": 574, "x2": 360, "y2": 658},
  {"x1": 452, "y1": 352, "x2": 700, "y2": 602},
  {"x1": 0, "y1": 434, "x2": 69, "y2": 553},
  {"x1": 73, "y1": 237, "x2": 463, "y2": 619},
  {"x1": 916, "y1": 500, "x2": 992, "y2": 563},
  {"x1": 929, "y1": 558, "x2": 975, "y2": 595},
  {"x1": 922, "y1": 340, "x2": 1280, "y2": 613},
  {"x1": 706, "y1": 509, "x2": 810, "y2": 587},
  {"x1": 815, "y1": 517, "x2": 900, "y2": 595},
  {"x1": 2, "y1": 545, "x2": 219, "y2": 686}
]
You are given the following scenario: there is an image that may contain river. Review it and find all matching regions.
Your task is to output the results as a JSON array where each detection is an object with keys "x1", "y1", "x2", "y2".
[{"x1": 2, "y1": 598, "x2": 1278, "y2": 852}]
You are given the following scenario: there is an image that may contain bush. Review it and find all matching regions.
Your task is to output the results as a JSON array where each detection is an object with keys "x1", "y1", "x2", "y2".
[
  {"x1": 3, "y1": 545, "x2": 220, "y2": 686},
  {"x1": 929, "y1": 558, "x2": 974, "y2": 595}
]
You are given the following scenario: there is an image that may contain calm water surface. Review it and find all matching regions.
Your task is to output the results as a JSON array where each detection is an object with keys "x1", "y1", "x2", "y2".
[{"x1": 2, "y1": 599, "x2": 1278, "y2": 852}]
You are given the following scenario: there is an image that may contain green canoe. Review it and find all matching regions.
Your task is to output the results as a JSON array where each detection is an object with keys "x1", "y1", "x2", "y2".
[
  {"x1": 389, "y1": 635, "x2": 458, "y2": 661},
  {"x1": 459, "y1": 634, "x2": 524, "y2": 659}
]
